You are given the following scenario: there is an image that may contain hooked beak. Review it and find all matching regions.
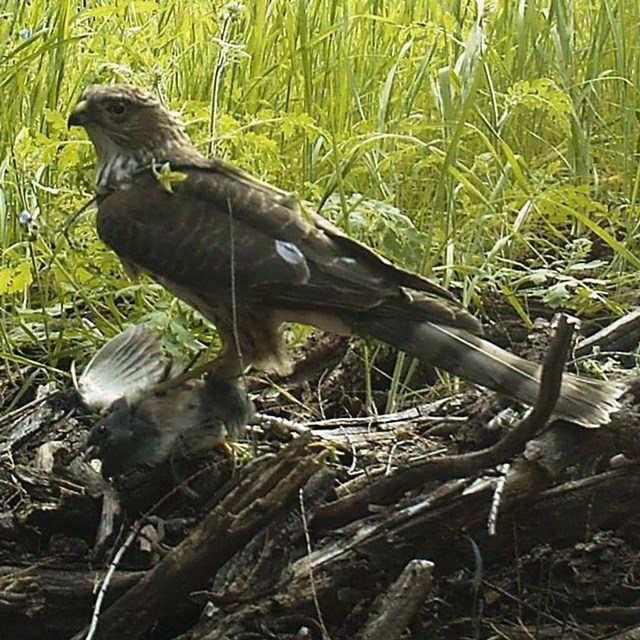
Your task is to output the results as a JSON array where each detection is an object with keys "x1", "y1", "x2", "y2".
[{"x1": 68, "y1": 99, "x2": 88, "y2": 128}]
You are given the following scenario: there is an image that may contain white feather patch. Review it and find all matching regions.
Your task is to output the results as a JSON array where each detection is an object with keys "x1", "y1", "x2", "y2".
[{"x1": 76, "y1": 325, "x2": 169, "y2": 410}]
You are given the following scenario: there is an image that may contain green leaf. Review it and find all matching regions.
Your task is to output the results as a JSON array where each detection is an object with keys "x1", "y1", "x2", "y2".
[
  {"x1": 151, "y1": 161, "x2": 188, "y2": 193},
  {"x1": 0, "y1": 262, "x2": 33, "y2": 295}
]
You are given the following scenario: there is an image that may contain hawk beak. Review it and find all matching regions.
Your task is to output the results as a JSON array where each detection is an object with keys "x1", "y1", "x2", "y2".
[{"x1": 67, "y1": 100, "x2": 88, "y2": 128}]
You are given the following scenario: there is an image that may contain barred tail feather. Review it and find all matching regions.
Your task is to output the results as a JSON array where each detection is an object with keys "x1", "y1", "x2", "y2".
[{"x1": 363, "y1": 318, "x2": 623, "y2": 427}]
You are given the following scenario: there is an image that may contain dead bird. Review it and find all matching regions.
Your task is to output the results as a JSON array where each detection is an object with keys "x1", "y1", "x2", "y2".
[{"x1": 77, "y1": 325, "x2": 253, "y2": 477}]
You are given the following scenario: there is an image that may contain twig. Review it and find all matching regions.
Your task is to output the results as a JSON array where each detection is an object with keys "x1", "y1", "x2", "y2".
[
  {"x1": 259, "y1": 401, "x2": 467, "y2": 430},
  {"x1": 255, "y1": 412, "x2": 310, "y2": 434},
  {"x1": 299, "y1": 488, "x2": 331, "y2": 640},
  {"x1": 488, "y1": 463, "x2": 510, "y2": 536},
  {"x1": 574, "y1": 306, "x2": 640, "y2": 358},
  {"x1": 85, "y1": 525, "x2": 140, "y2": 640}
]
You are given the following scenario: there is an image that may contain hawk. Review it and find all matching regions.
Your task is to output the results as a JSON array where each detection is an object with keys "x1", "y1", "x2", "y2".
[{"x1": 68, "y1": 84, "x2": 621, "y2": 426}]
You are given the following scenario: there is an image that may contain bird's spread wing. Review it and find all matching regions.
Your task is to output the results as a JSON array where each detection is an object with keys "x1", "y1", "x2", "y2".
[{"x1": 97, "y1": 161, "x2": 480, "y2": 332}]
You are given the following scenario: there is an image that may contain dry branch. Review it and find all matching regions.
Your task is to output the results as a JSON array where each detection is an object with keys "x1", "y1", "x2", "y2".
[{"x1": 575, "y1": 306, "x2": 640, "y2": 358}]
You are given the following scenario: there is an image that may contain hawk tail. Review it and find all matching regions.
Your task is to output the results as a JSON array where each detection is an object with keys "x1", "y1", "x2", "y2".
[{"x1": 361, "y1": 318, "x2": 623, "y2": 427}]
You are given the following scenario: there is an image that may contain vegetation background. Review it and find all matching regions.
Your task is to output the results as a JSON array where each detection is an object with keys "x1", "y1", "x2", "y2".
[{"x1": 1, "y1": 0, "x2": 639, "y2": 407}]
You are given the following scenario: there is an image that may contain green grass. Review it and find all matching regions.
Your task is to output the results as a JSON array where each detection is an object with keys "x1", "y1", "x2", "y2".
[{"x1": 1, "y1": 0, "x2": 640, "y2": 403}]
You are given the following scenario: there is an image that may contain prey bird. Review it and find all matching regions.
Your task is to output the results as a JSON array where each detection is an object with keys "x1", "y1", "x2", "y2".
[
  {"x1": 68, "y1": 84, "x2": 622, "y2": 426},
  {"x1": 86, "y1": 375, "x2": 252, "y2": 477},
  {"x1": 79, "y1": 325, "x2": 253, "y2": 477}
]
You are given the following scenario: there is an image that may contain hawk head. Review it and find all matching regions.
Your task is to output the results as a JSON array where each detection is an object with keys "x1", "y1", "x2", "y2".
[{"x1": 68, "y1": 84, "x2": 202, "y2": 192}]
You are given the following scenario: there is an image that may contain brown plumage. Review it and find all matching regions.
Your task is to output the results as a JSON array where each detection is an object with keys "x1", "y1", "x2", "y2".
[{"x1": 68, "y1": 84, "x2": 622, "y2": 426}]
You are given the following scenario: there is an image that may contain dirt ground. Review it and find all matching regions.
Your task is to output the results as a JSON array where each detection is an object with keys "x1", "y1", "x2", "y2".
[{"x1": 2, "y1": 315, "x2": 640, "y2": 640}]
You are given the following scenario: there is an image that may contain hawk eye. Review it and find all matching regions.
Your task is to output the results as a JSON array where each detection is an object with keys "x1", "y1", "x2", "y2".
[{"x1": 107, "y1": 100, "x2": 128, "y2": 117}]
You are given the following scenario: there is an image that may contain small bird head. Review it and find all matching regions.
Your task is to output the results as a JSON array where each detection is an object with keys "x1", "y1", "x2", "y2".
[
  {"x1": 68, "y1": 84, "x2": 200, "y2": 190},
  {"x1": 85, "y1": 398, "x2": 165, "y2": 477}
]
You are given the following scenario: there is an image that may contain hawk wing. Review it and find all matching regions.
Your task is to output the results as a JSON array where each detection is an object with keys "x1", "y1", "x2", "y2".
[{"x1": 96, "y1": 160, "x2": 480, "y2": 332}]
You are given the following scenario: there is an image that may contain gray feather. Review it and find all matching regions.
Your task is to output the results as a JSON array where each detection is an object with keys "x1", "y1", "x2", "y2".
[{"x1": 362, "y1": 318, "x2": 623, "y2": 427}]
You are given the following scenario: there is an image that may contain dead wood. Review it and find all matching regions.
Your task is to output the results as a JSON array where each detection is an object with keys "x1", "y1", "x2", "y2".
[
  {"x1": 7, "y1": 462, "x2": 101, "y2": 541},
  {"x1": 0, "y1": 566, "x2": 140, "y2": 639},
  {"x1": 0, "y1": 382, "x2": 63, "y2": 455},
  {"x1": 71, "y1": 433, "x2": 327, "y2": 640},
  {"x1": 169, "y1": 453, "x2": 640, "y2": 639},
  {"x1": 575, "y1": 305, "x2": 640, "y2": 358},
  {"x1": 584, "y1": 606, "x2": 640, "y2": 625},
  {"x1": 615, "y1": 631, "x2": 640, "y2": 640},
  {"x1": 1, "y1": 313, "x2": 640, "y2": 639},
  {"x1": 354, "y1": 559, "x2": 434, "y2": 640},
  {"x1": 4, "y1": 462, "x2": 639, "y2": 639}
]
